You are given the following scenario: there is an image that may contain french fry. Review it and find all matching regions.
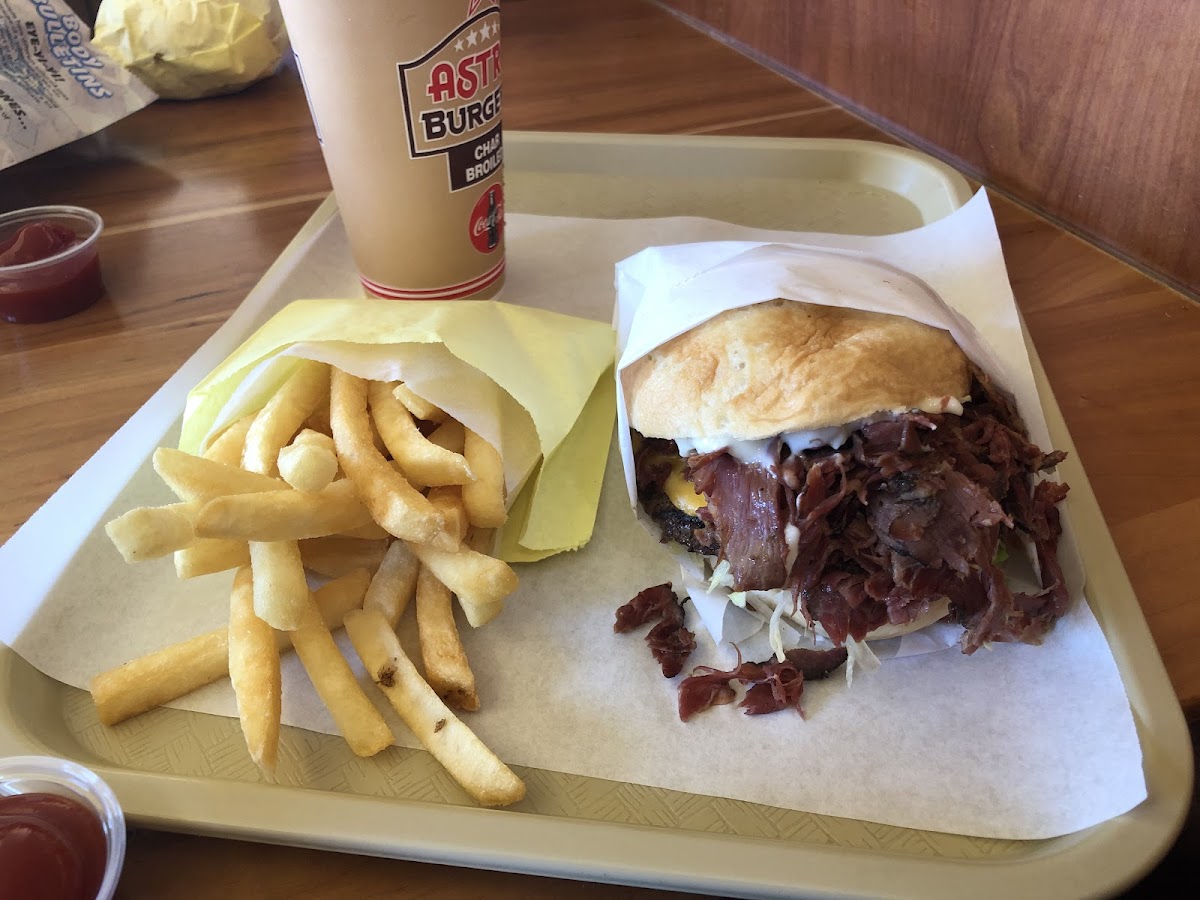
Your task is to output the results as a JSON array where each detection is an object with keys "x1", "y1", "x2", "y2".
[
  {"x1": 344, "y1": 608, "x2": 524, "y2": 807},
  {"x1": 99, "y1": 359, "x2": 528, "y2": 800},
  {"x1": 175, "y1": 538, "x2": 250, "y2": 579},
  {"x1": 281, "y1": 567, "x2": 377, "y2": 636},
  {"x1": 392, "y1": 382, "x2": 446, "y2": 423},
  {"x1": 105, "y1": 500, "x2": 202, "y2": 562},
  {"x1": 228, "y1": 566, "x2": 281, "y2": 773},
  {"x1": 426, "y1": 419, "x2": 465, "y2": 454},
  {"x1": 363, "y1": 540, "x2": 420, "y2": 629},
  {"x1": 303, "y1": 567, "x2": 374, "y2": 630},
  {"x1": 426, "y1": 485, "x2": 469, "y2": 544},
  {"x1": 338, "y1": 521, "x2": 391, "y2": 540},
  {"x1": 277, "y1": 428, "x2": 338, "y2": 493},
  {"x1": 154, "y1": 448, "x2": 285, "y2": 501},
  {"x1": 368, "y1": 380, "x2": 474, "y2": 487},
  {"x1": 329, "y1": 369, "x2": 450, "y2": 547},
  {"x1": 462, "y1": 528, "x2": 504, "y2": 625},
  {"x1": 89, "y1": 571, "x2": 371, "y2": 726},
  {"x1": 389, "y1": 459, "x2": 429, "y2": 493},
  {"x1": 299, "y1": 537, "x2": 389, "y2": 578},
  {"x1": 367, "y1": 409, "x2": 389, "y2": 456},
  {"x1": 194, "y1": 478, "x2": 374, "y2": 542},
  {"x1": 298, "y1": 567, "x2": 374, "y2": 632},
  {"x1": 304, "y1": 390, "x2": 332, "y2": 436},
  {"x1": 242, "y1": 361, "x2": 331, "y2": 476},
  {"x1": 461, "y1": 429, "x2": 507, "y2": 528},
  {"x1": 458, "y1": 601, "x2": 504, "y2": 629},
  {"x1": 290, "y1": 593, "x2": 393, "y2": 757},
  {"x1": 90, "y1": 630, "x2": 227, "y2": 726},
  {"x1": 407, "y1": 540, "x2": 517, "y2": 626},
  {"x1": 201, "y1": 414, "x2": 256, "y2": 466},
  {"x1": 415, "y1": 565, "x2": 479, "y2": 711},
  {"x1": 249, "y1": 539, "x2": 308, "y2": 631}
]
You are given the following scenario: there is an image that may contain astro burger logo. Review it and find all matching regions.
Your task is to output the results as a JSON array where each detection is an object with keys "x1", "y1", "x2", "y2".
[{"x1": 396, "y1": 4, "x2": 503, "y2": 192}]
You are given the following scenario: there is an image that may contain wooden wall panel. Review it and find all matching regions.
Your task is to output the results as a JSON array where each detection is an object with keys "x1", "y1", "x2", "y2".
[{"x1": 658, "y1": 0, "x2": 1200, "y2": 298}]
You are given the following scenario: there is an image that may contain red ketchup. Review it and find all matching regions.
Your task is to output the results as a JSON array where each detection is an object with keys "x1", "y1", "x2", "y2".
[
  {"x1": 0, "y1": 220, "x2": 104, "y2": 324},
  {"x1": 0, "y1": 792, "x2": 107, "y2": 900}
]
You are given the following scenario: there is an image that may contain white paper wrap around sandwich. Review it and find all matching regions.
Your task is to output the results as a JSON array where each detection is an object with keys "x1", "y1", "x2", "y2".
[{"x1": 614, "y1": 242, "x2": 1083, "y2": 662}]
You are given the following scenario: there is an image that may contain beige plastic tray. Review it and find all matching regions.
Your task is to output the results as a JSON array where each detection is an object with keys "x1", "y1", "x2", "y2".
[{"x1": 0, "y1": 132, "x2": 1190, "y2": 899}]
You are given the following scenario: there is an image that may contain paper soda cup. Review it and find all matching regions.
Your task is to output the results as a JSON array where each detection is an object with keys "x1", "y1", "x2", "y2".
[{"x1": 280, "y1": 0, "x2": 506, "y2": 300}]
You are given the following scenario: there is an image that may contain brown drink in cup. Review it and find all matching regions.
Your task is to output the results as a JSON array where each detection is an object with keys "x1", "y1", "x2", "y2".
[{"x1": 279, "y1": 0, "x2": 505, "y2": 300}]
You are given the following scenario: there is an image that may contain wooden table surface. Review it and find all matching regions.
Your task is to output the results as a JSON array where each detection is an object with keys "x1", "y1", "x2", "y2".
[{"x1": 1, "y1": 1, "x2": 1196, "y2": 897}]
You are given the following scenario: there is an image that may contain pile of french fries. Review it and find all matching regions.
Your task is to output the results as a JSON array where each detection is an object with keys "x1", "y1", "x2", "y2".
[{"x1": 94, "y1": 360, "x2": 526, "y2": 807}]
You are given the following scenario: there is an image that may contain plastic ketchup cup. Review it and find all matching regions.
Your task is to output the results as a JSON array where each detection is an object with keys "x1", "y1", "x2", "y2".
[
  {"x1": 0, "y1": 755, "x2": 126, "y2": 900},
  {"x1": 0, "y1": 206, "x2": 105, "y2": 324}
]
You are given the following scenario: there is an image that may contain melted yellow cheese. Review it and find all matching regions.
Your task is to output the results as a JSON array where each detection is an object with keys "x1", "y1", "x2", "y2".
[{"x1": 664, "y1": 460, "x2": 706, "y2": 516}]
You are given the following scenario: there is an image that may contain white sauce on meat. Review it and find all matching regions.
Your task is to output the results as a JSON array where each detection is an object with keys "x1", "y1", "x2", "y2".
[{"x1": 674, "y1": 396, "x2": 967, "y2": 465}]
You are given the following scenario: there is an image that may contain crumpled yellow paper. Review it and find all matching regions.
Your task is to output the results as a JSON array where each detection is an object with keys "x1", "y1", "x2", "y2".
[
  {"x1": 93, "y1": 0, "x2": 287, "y2": 99},
  {"x1": 181, "y1": 298, "x2": 616, "y2": 563}
]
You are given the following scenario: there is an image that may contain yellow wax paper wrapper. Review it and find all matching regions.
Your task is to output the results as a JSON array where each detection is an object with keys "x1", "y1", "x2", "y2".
[
  {"x1": 94, "y1": 0, "x2": 287, "y2": 99},
  {"x1": 180, "y1": 298, "x2": 616, "y2": 562}
]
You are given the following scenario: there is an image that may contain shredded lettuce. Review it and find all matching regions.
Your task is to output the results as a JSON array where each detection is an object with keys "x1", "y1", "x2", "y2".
[
  {"x1": 844, "y1": 634, "x2": 881, "y2": 687},
  {"x1": 728, "y1": 590, "x2": 748, "y2": 609},
  {"x1": 707, "y1": 559, "x2": 735, "y2": 592},
  {"x1": 767, "y1": 595, "x2": 788, "y2": 662}
]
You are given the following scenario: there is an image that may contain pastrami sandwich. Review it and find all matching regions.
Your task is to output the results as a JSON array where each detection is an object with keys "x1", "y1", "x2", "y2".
[{"x1": 625, "y1": 298, "x2": 1071, "y2": 663}]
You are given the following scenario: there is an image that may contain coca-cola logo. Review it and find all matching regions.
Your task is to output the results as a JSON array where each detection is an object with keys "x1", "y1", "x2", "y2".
[{"x1": 469, "y1": 184, "x2": 504, "y2": 253}]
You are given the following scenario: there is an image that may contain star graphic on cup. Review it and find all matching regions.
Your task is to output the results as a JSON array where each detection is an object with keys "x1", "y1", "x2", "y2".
[
  {"x1": 454, "y1": 38, "x2": 465, "y2": 52},
  {"x1": 479, "y1": 22, "x2": 492, "y2": 40},
  {"x1": 465, "y1": 29, "x2": 478, "y2": 47}
]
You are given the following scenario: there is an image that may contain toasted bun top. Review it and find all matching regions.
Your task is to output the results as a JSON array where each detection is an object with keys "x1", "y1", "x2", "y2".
[{"x1": 625, "y1": 300, "x2": 970, "y2": 440}]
